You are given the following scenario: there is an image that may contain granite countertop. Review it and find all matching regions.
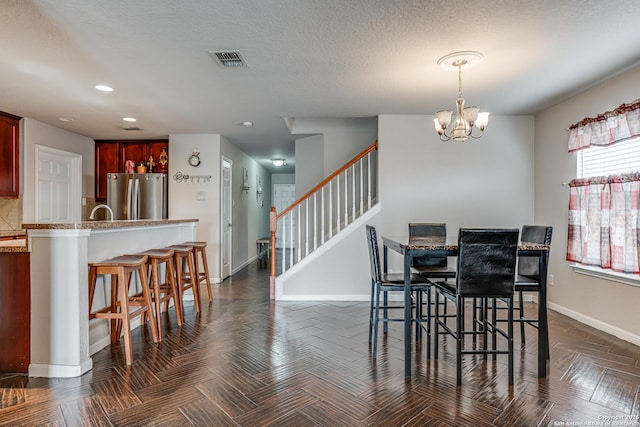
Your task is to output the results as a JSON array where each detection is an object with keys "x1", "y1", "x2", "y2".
[
  {"x1": 0, "y1": 245, "x2": 29, "y2": 253},
  {"x1": 384, "y1": 236, "x2": 550, "y2": 251},
  {"x1": 22, "y1": 218, "x2": 199, "y2": 230}
]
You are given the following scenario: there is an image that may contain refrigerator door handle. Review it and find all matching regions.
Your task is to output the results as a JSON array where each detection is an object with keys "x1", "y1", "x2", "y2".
[
  {"x1": 126, "y1": 178, "x2": 133, "y2": 220},
  {"x1": 133, "y1": 179, "x2": 140, "y2": 220}
]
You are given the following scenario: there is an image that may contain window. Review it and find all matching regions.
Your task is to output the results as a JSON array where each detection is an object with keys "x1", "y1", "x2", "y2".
[
  {"x1": 567, "y1": 101, "x2": 640, "y2": 280},
  {"x1": 577, "y1": 136, "x2": 640, "y2": 178}
]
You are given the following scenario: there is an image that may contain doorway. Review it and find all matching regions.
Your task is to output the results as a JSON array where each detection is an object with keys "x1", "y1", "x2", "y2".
[
  {"x1": 273, "y1": 183, "x2": 296, "y2": 249},
  {"x1": 35, "y1": 145, "x2": 82, "y2": 222},
  {"x1": 221, "y1": 157, "x2": 232, "y2": 280}
]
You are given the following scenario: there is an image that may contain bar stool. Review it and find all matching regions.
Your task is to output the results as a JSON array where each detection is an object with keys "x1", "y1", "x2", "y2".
[
  {"x1": 181, "y1": 241, "x2": 213, "y2": 301},
  {"x1": 133, "y1": 248, "x2": 183, "y2": 338},
  {"x1": 165, "y1": 244, "x2": 201, "y2": 315},
  {"x1": 88, "y1": 254, "x2": 159, "y2": 365}
]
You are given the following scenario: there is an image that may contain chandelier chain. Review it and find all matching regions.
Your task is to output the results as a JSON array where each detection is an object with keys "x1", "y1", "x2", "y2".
[{"x1": 458, "y1": 64, "x2": 463, "y2": 99}]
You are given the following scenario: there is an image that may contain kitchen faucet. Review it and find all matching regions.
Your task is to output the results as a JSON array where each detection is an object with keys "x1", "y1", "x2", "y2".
[{"x1": 89, "y1": 204, "x2": 114, "y2": 221}]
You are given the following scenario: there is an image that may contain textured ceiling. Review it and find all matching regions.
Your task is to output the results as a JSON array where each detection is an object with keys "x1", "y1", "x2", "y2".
[{"x1": 2, "y1": 0, "x2": 640, "y2": 172}]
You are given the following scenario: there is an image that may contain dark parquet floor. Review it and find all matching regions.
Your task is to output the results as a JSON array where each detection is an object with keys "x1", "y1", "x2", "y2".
[{"x1": 1, "y1": 262, "x2": 639, "y2": 426}]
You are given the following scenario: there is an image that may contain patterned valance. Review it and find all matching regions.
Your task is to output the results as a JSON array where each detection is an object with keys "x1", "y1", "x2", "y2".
[
  {"x1": 568, "y1": 99, "x2": 640, "y2": 153},
  {"x1": 568, "y1": 172, "x2": 640, "y2": 188}
]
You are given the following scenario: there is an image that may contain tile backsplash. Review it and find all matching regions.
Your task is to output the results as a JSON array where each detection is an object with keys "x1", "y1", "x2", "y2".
[
  {"x1": 0, "y1": 196, "x2": 23, "y2": 230},
  {"x1": 0, "y1": 196, "x2": 103, "y2": 227}
]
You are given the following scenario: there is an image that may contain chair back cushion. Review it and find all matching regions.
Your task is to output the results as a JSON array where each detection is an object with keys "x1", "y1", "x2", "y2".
[
  {"x1": 366, "y1": 225, "x2": 382, "y2": 284},
  {"x1": 409, "y1": 223, "x2": 448, "y2": 268},
  {"x1": 456, "y1": 228, "x2": 519, "y2": 297},
  {"x1": 518, "y1": 225, "x2": 553, "y2": 278}
]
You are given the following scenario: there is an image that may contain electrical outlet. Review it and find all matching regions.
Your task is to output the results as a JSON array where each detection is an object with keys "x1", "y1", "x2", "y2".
[{"x1": 548, "y1": 274, "x2": 554, "y2": 286}]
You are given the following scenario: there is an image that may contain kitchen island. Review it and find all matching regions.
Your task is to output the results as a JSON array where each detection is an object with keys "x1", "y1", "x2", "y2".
[{"x1": 23, "y1": 218, "x2": 198, "y2": 378}]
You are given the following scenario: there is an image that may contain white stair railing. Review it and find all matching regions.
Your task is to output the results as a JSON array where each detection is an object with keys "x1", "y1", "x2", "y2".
[{"x1": 269, "y1": 141, "x2": 378, "y2": 299}]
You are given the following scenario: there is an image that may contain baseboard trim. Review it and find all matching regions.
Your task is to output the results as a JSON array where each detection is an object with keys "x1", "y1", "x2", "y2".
[
  {"x1": 29, "y1": 358, "x2": 93, "y2": 378},
  {"x1": 279, "y1": 294, "x2": 370, "y2": 301},
  {"x1": 547, "y1": 301, "x2": 640, "y2": 347}
]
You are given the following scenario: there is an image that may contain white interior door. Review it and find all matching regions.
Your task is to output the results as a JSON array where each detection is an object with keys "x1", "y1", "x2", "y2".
[
  {"x1": 35, "y1": 145, "x2": 81, "y2": 222},
  {"x1": 221, "y1": 157, "x2": 232, "y2": 280},
  {"x1": 273, "y1": 184, "x2": 296, "y2": 249}
]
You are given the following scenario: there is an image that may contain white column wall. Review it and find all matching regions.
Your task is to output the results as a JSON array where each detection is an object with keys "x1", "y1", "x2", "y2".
[{"x1": 169, "y1": 133, "x2": 222, "y2": 280}]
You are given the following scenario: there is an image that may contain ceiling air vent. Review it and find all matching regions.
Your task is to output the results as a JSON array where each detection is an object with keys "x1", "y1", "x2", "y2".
[
  {"x1": 208, "y1": 50, "x2": 247, "y2": 68},
  {"x1": 120, "y1": 126, "x2": 143, "y2": 131}
]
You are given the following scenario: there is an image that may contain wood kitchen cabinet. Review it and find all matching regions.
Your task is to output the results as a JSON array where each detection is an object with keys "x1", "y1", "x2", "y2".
[
  {"x1": 0, "y1": 112, "x2": 21, "y2": 198},
  {"x1": 147, "y1": 141, "x2": 169, "y2": 173},
  {"x1": 120, "y1": 141, "x2": 147, "y2": 169},
  {"x1": 0, "y1": 251, "x2": 30, "y2": 373},
  {"x1": 94, "y1": 139, "x2": 168, "y2": 201},
  {"x1": 95, "y1": 141, "x2": 120, "y2": 203}
]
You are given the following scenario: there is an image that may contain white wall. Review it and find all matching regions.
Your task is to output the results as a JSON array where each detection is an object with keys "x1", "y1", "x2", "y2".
[
  {"x1": 535, "y1": 64, "x2": 640, "y2": 342},
  {"x1": 295, "y1": 134, "x2": 324, "y2": 195},
  {"x1": 22, "y1": 118, "x2": 95, "y2": 223},
  {"x1": 278, "y1": 114, "x2": 535, "y2": 298},
  {"x1": 272, "y1": 173, "x2": 294, "y2": 186},
  {"x1": 290, "y1": 116, "x2": 378, "y2": 181}
]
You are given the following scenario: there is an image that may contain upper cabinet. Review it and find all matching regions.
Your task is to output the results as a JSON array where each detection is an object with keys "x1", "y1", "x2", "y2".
[
  {"x1": 0, "y1": 112, "x2": 21, "y2": 198},
  {"x1": 94, "y1": 139, "x2": 169, "y2": 201},
  {"x1": 94, "y1": 141, "x2": 120, "y2": 203}
]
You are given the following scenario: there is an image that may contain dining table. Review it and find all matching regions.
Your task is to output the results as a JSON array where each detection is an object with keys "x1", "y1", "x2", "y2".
[{"x1": 381, "y1": 234, "x2": 550, "y2": 378}]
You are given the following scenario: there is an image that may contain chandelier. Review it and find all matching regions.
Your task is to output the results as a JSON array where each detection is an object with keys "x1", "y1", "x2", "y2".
[{"x1": 434, "y1": 51, "x2": 489, "y2": 142}]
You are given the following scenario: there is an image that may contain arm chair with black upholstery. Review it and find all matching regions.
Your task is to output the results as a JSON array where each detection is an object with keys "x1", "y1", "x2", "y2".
[
  {"x1": 432, "y1": 228, "x2": 519, "y2": 386},
  {"x1": 366, "y1": 225, "x2": 432, "y2": 357}
]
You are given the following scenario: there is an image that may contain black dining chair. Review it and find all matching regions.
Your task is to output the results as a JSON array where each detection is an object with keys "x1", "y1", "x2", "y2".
[
  {"x1": 408, "y1": 223, "x2": 457, "y2": 279},
  {"x1": 514, "y1": 225, "x2": 552, "y2": 345},
  {"x1": 365, "y1": 225, "x2": 432, "y2": 357},
  {"x1": 432, "y1": 228, "x2": 519, "y2": 386},
  {"x1": 486, "y1": 225, "x2": 553, "y2": 350},
  {"x1": 408, "y1": 223, "x2": 456, "y2": 343}
]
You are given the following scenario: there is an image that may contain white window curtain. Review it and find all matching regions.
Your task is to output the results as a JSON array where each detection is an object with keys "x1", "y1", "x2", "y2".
[{"x1": 566, "y1": 174, "x2": 640, "y2": 273}]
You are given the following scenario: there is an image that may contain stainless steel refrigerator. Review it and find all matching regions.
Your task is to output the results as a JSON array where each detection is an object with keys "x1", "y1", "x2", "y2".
[{"x1": 107, "y1": 173, "x2": 168, "y2": 220}]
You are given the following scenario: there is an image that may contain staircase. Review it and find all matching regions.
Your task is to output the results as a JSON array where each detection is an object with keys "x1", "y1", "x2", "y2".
[{"x1": 269, "y1": 141, "x2": 378, "y2": 299}]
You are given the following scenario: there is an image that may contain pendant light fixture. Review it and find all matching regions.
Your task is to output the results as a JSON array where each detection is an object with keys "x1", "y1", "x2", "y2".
[{"x1": 434, "y1": 51, "x2": 489, "y2": 142}]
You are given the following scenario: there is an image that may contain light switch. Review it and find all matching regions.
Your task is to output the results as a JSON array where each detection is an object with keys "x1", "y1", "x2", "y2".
[{"x1": 196, "y1": 191, "x2": 206, "y2": 201}]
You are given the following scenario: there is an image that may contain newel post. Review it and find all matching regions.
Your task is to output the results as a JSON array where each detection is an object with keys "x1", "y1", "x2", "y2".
[{"x1": 269, "y1": 207, "x2": 277, "y2": 300}]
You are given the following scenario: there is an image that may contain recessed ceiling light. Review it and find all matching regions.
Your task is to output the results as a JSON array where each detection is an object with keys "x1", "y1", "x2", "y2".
[
  {"x1": 95, "y1": 84, "x2": 114, "y2": 92},
  {"x1": 58, "y1": 117, "x2": 73, "y2": 122},
  {"x1": 242, "y1": 121, "x2": 253, "y2": 127},
  {"x1": 123, "y1": 117, "x2": 137, "y2": 122}
]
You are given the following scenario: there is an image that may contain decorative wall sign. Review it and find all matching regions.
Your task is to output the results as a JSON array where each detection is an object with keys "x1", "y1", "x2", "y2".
[
  {"x1": 242, "y1": 168, "x2": 250, "y2": 193},
  {"x1": 173, "y1": 171, "x2": 211, "y2": 183}
]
